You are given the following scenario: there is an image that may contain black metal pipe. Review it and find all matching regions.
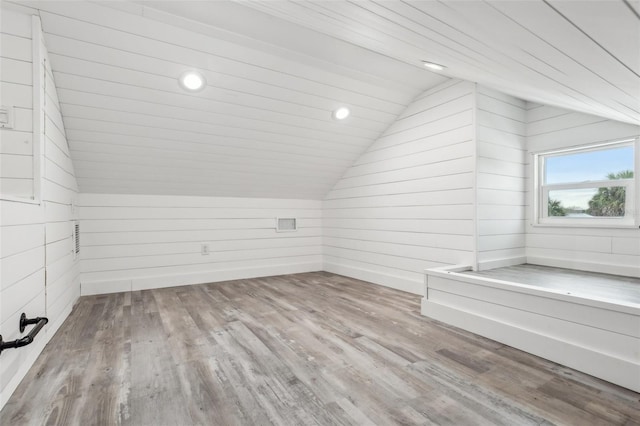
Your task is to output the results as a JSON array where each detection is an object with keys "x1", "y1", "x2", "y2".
[
  {"x1": 0, "y1": 313, "x2": 48, "y2": 355},
  {"x1": 20, "y1": 312, "x2": 47, "y2": 333}
]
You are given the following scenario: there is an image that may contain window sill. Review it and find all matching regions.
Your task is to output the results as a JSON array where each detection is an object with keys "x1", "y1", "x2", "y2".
[{"x1": 531, "y1": 221, "x2": 639, "y2": 230}]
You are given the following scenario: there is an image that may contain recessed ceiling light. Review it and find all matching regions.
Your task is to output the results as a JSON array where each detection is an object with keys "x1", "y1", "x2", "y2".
[
  {"x1": 179, "y1": 70, "x2": 206, "y2": 92},
  {"x1": 422, "y1": 61, "x2": 446, "y2": 71},
  {"x1": 332, "y1": 107, "x2": 350, "y2": 120}
]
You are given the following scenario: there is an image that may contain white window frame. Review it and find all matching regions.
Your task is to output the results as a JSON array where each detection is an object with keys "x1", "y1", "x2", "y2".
[{"x1": 533, "y1": 138, "x2": 639, "y2": 228}]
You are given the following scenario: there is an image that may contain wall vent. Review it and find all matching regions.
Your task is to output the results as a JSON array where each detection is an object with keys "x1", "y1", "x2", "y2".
[
  {"x1": 276, "y1": 217, "x2": 297, "y2": 232},
  {"x1": 73, "y1": 221, "x2": 80, "y2": 259}
]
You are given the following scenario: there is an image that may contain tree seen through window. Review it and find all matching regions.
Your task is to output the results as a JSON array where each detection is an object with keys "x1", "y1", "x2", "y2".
[{"x1": 548, "y1": 170, "x2": 633, "y2": 217}]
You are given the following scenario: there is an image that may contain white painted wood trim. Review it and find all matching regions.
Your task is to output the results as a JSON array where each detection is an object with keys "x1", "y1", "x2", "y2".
[
  {"x1": 31, "y1": 15, "x2": 43, "y2": 205},
  {"x1": 527, "y1": 255, "x2": 640, "y2": 279},
  {"x1": 81, "y1": 261, "x2": 322, "y2": 295},
  {"x1": 0, "y1": 336, "x2": 47, "y2": 409},
  {"x1": 325, "y1": 261, "x2": 424, "y2": 295},
  {"x1": 471, "y1": 83, "x2": 479, "y2": 271},
  {"x1": 421, "y1": 298, "x2": 640, "y2": 393},
  {"x1": 0, "y1": 195, "x2": 39, "y2": 204},
  {"x1": 424, "y1": 264, "x2": 472, "y2": 274},
  {"x1": 0, "y1": 293, "x2": 79, "y2": 409},
  {"x1": 477, "y1": 256, "x2": 527, "y2": 271},
  {"x1": 425, "y1": 265, "x2": 640, "y2": 313},
  {"x1": 423, "y1": 263, "x2": 640, "y2": 391},
  {"x1": 81, "y1": 279, "x2": 132, "y2": 296}
]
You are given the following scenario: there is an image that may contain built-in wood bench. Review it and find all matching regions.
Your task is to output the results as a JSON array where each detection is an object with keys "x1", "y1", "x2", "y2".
[{"x1": 423, "y1": 263, "x2": 640, "y2": 392}]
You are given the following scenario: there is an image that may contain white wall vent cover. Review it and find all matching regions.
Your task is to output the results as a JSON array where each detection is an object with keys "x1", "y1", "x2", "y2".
[
  {"x1": 73, "y1": 221, "x2": 80, "y2": 259},
  {"x1": 276, "y1": 217, "x2": 297, "y2": 232},
  {"x1": 0, "y1": 105, "x2": 15, "y2": 129}
]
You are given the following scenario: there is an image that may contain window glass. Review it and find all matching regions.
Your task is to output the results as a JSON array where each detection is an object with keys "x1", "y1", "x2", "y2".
[
  {"x1": 548, "y1": 187, "x2": 626, "y2": 217},
  {"x1": 536, "y1": 140, "x2": 637, "y2": 226},
  {"x1": 544, "y1": 145, "x2": 634, "y2": 185}
]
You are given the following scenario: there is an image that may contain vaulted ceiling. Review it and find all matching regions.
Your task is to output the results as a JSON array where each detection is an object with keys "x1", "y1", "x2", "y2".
[
  {"x1": 13, "y1": 1, "x2": 640, "y2": 198},
  {"x1": 241, "y1": 0, "x2": 640, "y2": 125}
]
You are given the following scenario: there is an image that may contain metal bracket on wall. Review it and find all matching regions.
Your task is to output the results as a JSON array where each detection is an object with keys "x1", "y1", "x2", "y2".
[{"x1": 0, "y1": 313, "x2": 48, "y2": 355}]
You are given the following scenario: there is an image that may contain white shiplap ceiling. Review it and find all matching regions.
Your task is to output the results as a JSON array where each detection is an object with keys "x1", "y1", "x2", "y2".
[
  {"x1": 10, "y1": 0, "x2": 640, "y2": 199},
  {"x1": 241, "y1": 0, "x2": 640, "y2": 126},
  {"x1": 15, "y1": 0, "x2": 447, "y2": 198}
]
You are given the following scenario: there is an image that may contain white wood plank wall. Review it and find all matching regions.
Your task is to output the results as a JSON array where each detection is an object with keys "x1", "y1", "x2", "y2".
[
  {"x1": 526, "y1": 104, "x2": 640, "y2": 277},
  {"x1": 0, "y1": 7, "x2": 34, "y2": 198},
  {"x1": 0, "y1": 8, "x2": 80, "y2": 410},
  {"x1": 78, "y1": 194, "x2": 322, "y2": 295},
  {"x1": 41, "y1": 35, "x2": 80, "y2": 334},
  {"x1": 0, "y1": 9, "x2": 45, "y2": 410},
  {"x1": 322, "y1": 80, "x2": 476, "y2": 294},
  {"x1": 476, "y1": 86, "x2": 527, "y2": 269}
]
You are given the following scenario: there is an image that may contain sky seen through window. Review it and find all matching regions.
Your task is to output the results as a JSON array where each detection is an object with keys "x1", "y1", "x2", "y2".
[{"x1": 545, "y1": 145, "x2": 634, "y2": 210}]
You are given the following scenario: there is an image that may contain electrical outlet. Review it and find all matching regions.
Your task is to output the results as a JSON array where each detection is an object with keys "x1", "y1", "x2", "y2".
[{"x1": 201, "y1": 244, "x2": 210, "y2": 255}]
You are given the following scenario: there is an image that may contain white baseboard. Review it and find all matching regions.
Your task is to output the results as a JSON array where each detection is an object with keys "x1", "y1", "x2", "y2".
[
  {"x1": 324, "y1": 262, "x2": 424, "y2": 295},
  {"x1": 0, "y1": 309, "x2": 63, "y2": 410},
  {"x1": 80, "y1": 261, "x2": 323, "y2": 296},
  {"x1": 0, "y1": 337, "x2": 47, "y2": 410},
  {"x1": 477, "y1": 256, "x2": 526, "y2": 271},
  {"x1": 0, "y1": 293, "x2": 79, "y2": 410},
  {"x1": 527, "y1": 256, "x2": 640, "y2": 278},
  {"x1": 45, "y1": 298, "x2": 76, "y2": 338},
  {"x1": 82, "y1": 279, "x2": 132, "y2": 296}
]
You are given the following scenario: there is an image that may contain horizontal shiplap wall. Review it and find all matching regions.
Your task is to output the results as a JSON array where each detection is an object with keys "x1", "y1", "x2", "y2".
[
  {"x1": 322, "y1": 80, "x2": 476, "y2": 294},
  {"x1": 42, "y1": 36, "x2": 80, "y2": 334},
  {"x1": 0, "y1": 9, "x2": 80, "y2": 410},
  {"x1": 78, "y1": 194, "x2": 322, "y2": 294},
  {"x1": 476, "y1": 86, "x2": 527, "y2": 269},
  {"x1": 0, "y1": 11, "x2": 46, "y2": 411},
  {"x1": 526, "y1": 104, "x2": 640, "y2": 277},
  {"x1": 0, "y1": 7, "x2": 34, "y2": 198}
]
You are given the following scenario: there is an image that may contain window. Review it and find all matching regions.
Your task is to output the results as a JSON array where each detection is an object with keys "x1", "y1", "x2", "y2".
[{"x1": 534, "y1": 139, "x2": 638, "y2": 227}]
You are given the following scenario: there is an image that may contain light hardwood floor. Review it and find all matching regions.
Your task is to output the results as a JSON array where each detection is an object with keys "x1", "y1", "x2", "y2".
[{"x1": 1, "y1": 272, "x2": 639, "y2": 425}]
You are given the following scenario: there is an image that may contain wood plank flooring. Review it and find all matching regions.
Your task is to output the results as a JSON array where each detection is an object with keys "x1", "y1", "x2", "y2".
[{"x1": 1, "y1": 272, "x2": 639, "y2": 425}]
